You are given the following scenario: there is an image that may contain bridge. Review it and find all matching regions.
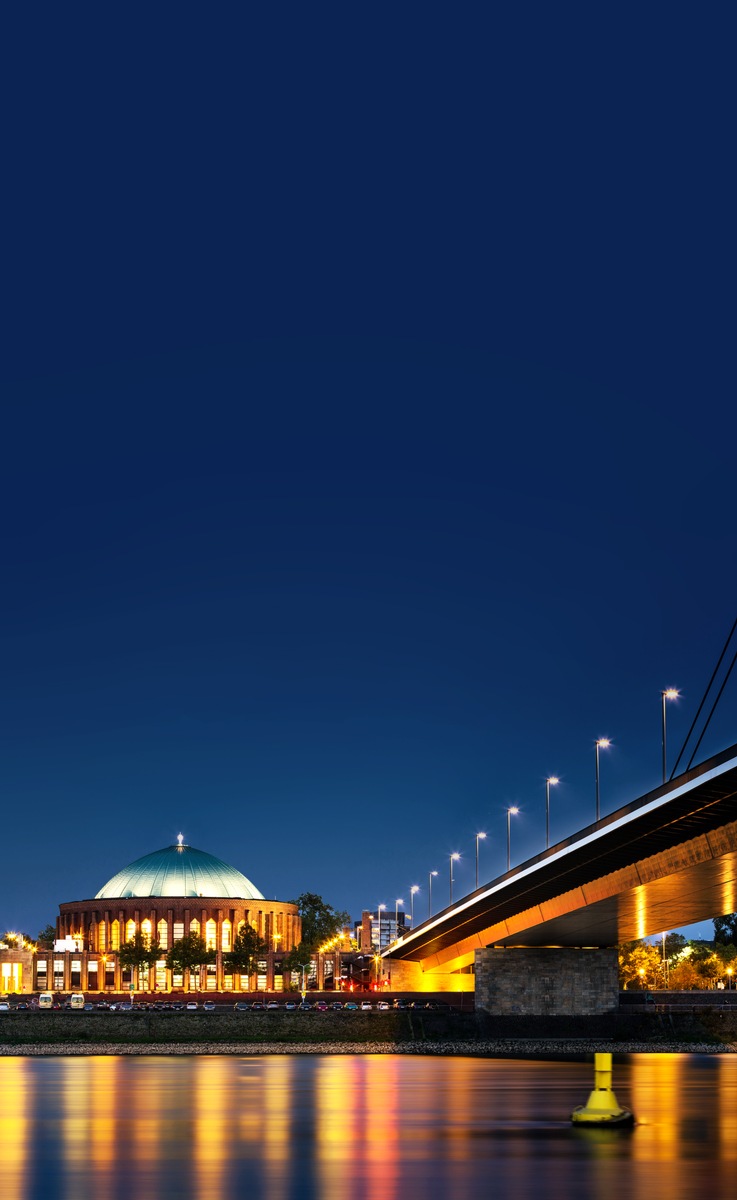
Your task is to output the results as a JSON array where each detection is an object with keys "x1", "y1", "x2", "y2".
[{"x1": 382, "y1": 742, "x2": 737, "y2": 1015}]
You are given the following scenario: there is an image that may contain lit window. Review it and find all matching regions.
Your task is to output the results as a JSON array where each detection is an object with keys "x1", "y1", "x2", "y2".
[
  {"x1": 190, "y1": 919, "x2": 200, "y2": 938},
  {"x1": 125, "y1": 920, "x2": 136, "y2": 942},
  {"x1": 205, "y1": 920, "x2": 217, "y2": 950},
  {"x1": 157, "y1": 920, "x2": 168, "y2": 950},
  {"x1": 221, "y1": 920, "x2": 232, "y2": 951},
  {"x1": 111, "y1": 921, "x2": 120, "y2": 951}
]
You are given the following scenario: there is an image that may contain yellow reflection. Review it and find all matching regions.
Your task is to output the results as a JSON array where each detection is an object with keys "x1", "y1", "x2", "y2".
[
  {"x1": 194, "y1": 1057, "x2": 229, "y2": 1199},
  {"x1": 0, "y1": 1059, "x2": 29, "y2": 1200},
  {"x1": 261, "y1": 1057, "x2": 293, "y2": 1200}
]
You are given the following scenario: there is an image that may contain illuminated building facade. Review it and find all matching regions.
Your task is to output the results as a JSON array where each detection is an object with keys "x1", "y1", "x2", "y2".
[{"x1": 2, "y1": 839, "x2": 305, "y2": 994}]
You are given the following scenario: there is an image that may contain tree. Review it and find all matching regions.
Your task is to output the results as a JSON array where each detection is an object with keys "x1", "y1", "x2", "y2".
[
  {"x1": 714, "y1": 914, "x2": 737, "y2": 947},
  {"x1": 669, "y1": 960, "x2": 703, "y2": 990},
  {"x1": 618, "y1": 940, "x2": 663, "y2": 989},
  {"x1": 165, "y1": 933, "x2": 215, "y2": 991},
  {"x1": 118, "y1": 932, "x2": 162, "y2": 991},
  {"x1": 292, "y1": 893, "x2": 350, "y2": 951},
  {"x1": 37, "y1": 925, "x2": 57, "y2": 948},
  {"x1": 223, "y1": 925, "x2": 265, "y2": 978}
]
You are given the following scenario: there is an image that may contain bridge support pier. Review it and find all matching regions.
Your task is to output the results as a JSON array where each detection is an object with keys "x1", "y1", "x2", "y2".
[{"x1": 475, "y1": 947, "x2": 619, "y2": 1016}]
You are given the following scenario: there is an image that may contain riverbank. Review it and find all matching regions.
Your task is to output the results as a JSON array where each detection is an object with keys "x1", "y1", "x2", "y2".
[
  {"x1": 2, "y1": 1037, "x2": 735, "y2": 1055},
  {"x1": 3, "y1": 1008, "x2": 736, "y2": 1052}
]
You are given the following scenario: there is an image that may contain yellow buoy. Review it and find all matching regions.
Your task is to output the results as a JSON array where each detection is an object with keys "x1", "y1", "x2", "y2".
[{"x1": 571, "y1": 1053, "x2": 634, "y2": 1126}]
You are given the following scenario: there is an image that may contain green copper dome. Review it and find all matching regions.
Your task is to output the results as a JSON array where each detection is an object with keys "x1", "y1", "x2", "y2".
[{"x1": 95, "y1": 842, "x2": 264, "y2": 900}]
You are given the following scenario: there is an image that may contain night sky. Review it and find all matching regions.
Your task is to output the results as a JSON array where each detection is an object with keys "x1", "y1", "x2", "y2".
[{"x1": 3, "y1": 9, "x2": 736, "y2": 942}]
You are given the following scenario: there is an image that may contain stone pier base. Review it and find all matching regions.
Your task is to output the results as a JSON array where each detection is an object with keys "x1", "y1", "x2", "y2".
[{"x1": 475, "y1": 947, "x2": 619, "y2": 1015}]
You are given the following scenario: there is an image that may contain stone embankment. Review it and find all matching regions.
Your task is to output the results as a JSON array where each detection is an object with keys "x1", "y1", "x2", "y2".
[
  {"x1": 2, "y1": 1009, "x2": 736, "y2": 1054},
  {"x1": 2, "y1": 1037, "x2": 735, "y2": 1056}
]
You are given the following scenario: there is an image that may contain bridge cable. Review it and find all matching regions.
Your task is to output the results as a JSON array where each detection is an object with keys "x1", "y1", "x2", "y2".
[
  {"x1": 685, "y1": 643, "x2": 737, "y2": 772},
  {"x1": 670, "y1": 614, "x2": 737, "y2": 780}
]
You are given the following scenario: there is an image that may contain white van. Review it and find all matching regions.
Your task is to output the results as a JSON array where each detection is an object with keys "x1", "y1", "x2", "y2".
[
  {"x1": 70, "y1": 993, "x2": 85, "y2": 1009},
  {"x1": 39, "y1": 992, "x2": 53, "y2": 1009}
]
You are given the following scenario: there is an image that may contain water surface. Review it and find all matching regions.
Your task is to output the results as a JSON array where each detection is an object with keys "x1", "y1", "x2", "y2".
[{"x1": 1, "y1": 1054, "x2": 735, "y2": 1199}]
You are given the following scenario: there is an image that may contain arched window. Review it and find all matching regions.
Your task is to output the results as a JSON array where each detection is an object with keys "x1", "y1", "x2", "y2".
[
  {"x1": 157, "y1": 919, "x2": 168, "y2": 950},
  {"x1": 221, "y1": 920, "x2": 232, "y2": 951},
  {"x1": 110, "y1": 920, "x2": 120, "y2": 951},
  {"x1": 190, "y1": 918, "x2": 200, "y2": 937},
  {"x1": 141, "y1": 919, "x2": 152, "y2": 944},
  {"x1": 97, "y1": 924, "x2": 106, "y2": 952},
  {"x1": 125, "y1": 920, "x2": 136, "y2": 943},
  {"x1": 205, "y1": 920, "x2": 217, "y2": 950}
]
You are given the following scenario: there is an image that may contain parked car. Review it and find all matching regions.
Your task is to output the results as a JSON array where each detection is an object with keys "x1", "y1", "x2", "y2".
[
  {"x1": 284, "y1": 1000, "x2": 298, "y2": 1011},
  {"x1": 251, "y1": 1002, "x2": 266, "y2": 1011},
  {"x1": 203, "y1": 1001, "x2": 216, "y2": 1011},
  {"x1": 331, "y1": 1001, "x2": 344, "y2": 1010},
  {"x1": 377, "y1": 1001, "x2": 390, "y2": 1010},
  {"x1": 360, "y1": 1001, "x2": 373, "y2": 1011},
  {"x1": 234, "y1": 1001, "x2": 250, "y2": 1012},
  {"x1": 0, "y1": 1002, "x2": 10, "y2": 1012},
  {"x1": 266, "y1": 1001, "x2": 280, "y2": 1010},
  {"x1": 344, "y1": 1002, "x2": 358, "y2": 1011},
  {"x1": 314, "y1": 1000, "x2": 329, "y2": 1011},
  {"x1": 186, "y1": 1002, "x2": 198, "y2": 1011},
  {"x1": 298, "y1": 1002, "x2": 312, "y2": 1011}
]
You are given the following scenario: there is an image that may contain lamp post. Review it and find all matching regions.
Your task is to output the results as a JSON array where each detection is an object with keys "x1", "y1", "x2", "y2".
[
  {"x1": 376, "y1": 904, "x2": 386, "y2": 952},
  {"x1": 428, "y1": 870, "x2": 438, "y2": 917},
  {"x1": 475, "y1": 833, "x2": 486, "y2": 889},
  {"x1": 661, "y1": 689, "x2": 679, "y2": 783},
  {"x1": 394, "y1": 899, "x2": 404, "y2": 941},
  {"x1": 545, "y1": 777, "x2": 559, "y2": 850},
  {"x1": 661, "y1": 931, "x2": 668, "y2": 987},
  {"x1": 409, "y1": 885, "x2": 419, "y2": 926},
  {"x1": 506, "y1": 807, "x2": 519, "y2": 871},
  {"x1": 595, "y1": 739, "x2": 610, "y2": 821},
  {"x1": 449, "y1": 853, "x2": 460, "y2": 904}
]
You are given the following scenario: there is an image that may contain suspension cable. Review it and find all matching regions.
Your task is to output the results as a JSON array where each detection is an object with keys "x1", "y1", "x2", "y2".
[{"x1": 670, "y1": 614, "x2": 737, "y2": 779}]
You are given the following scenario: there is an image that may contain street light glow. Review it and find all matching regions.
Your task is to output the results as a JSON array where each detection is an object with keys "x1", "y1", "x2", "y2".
[
  {"x1": 663, "y1": 688, "x2": 680, "y2": 701},
  {"x1": 596, "y1": 739, "x2": 610, "y2": 749},
  {"x1": 548, "y1": 776, "x2": 559, "y2": 786}
]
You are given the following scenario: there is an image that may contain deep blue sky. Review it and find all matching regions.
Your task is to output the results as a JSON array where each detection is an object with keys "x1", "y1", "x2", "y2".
[{"x1": 2, "y1": 8, "x2": 736, "y2": 941}]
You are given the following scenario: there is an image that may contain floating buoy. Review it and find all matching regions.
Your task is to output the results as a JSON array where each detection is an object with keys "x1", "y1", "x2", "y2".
[{"x1": 571, "y1": 1053, "x2": 634, "y2": 1126}]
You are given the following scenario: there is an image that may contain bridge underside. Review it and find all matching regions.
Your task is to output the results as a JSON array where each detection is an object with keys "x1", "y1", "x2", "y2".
[{"x1": 384, "y1": 747, "x2": 737, "y2": 1010}]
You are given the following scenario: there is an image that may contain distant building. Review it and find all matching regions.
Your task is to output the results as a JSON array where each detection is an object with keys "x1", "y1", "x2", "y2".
[
  {"x1": 356, "y1": 908, "x2": 408, "y2": 952},
  {"x1": 0, "y1": 839, "x2": 316, "y2": 994}
]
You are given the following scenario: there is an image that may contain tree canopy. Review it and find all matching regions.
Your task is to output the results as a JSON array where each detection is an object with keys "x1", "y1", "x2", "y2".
[
  {"x1": 223, "y1": 925, "x2": 265, "y2": 976},
  {"x1": 165, "y1": 933, "x2": 216, "y2": 983},
  {"x1": 118, "y1": 932, "x2": 162, "y2": 974},
  {"x1": 714, "y1": 914, "x2": 737, "y2": 947},
  {"x1": 292, "y1": 892, "x2": 350, "y2": 951}
]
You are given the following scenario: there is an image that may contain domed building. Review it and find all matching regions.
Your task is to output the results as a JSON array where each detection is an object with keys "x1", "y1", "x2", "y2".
[{"x1": 34, "y1": 837, "x2": 302, "y2": 995}]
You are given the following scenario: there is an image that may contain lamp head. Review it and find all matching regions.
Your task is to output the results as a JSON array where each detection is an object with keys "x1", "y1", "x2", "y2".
[
  {"x1": 663, "y1": 688, "x2": 680, "y2": 701},
  {"x1": 596, "y1": 738, "x2": 611, "y2": 749},
  {"x1": 477, "y1": 832, "x2": 487, "y2": 840},
  {"x1": 547, "y1": 776, "x2": 559, "y2": 786},
  {"x1": 508, "y1": 806, "x2": 519, "y2": 815}
]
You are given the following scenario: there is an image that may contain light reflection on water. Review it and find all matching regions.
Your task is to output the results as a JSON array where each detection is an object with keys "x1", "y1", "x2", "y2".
[{"x1": 0, "y1": 1054, "x2": 736, "y2": 1199}]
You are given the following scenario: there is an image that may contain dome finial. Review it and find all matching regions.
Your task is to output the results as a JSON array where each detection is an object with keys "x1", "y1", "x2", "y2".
[{"x1": 177, "y1": 833, "x2": 184, "y2": 848}]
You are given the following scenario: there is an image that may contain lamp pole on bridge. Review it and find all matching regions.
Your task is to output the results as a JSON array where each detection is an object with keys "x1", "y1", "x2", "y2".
[
  {"x1": 475, "y1": 832, "x2": 486, "y2": 889},
  {"x1": 409, "y1": 884, "x2": 419, "y2": 926},
  {"x1": 595, "y1": 739, "x2": 610, "y2": 821},
  {"x1": 545, "y1": 777, "x2": 559, "y2": 849},
  {"x1": 394, "y1": 898, "x2": 404, "y2": 941},
  {"x1": 661, "y1": 689, "x2": 680, "y2": 783},
  {"x1": 449, "y1": 853, "x2": 460, "y2": 904},
  {"x1": 428, "y1": 871, "x2": 438, "y2": 917},
  {"x1": 506, "y1": 806, "x2": 519, "y2": 871}
]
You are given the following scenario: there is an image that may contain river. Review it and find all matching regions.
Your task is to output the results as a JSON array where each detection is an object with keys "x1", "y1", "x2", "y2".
[{"x1": 1, "y1": 1053, "x2": 735, "y2": 1199}]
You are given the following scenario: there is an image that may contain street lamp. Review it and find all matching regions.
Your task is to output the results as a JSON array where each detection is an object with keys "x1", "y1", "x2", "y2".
[
  {"x1": 661, "y1": 931, "x2": 668, "y2": 988},
  {"x1": 506, "y1": 807, "x2": 519, "y2": 871},
  {"x1": 428, "y1": 871, "x2": 438, "y2": 917},
  {"x1": 449, "y1": 853, "x2": 460, "y2": 904},
  {"x1": 595, "y1": 739, "x2": 611, "y2": 821},
  {"x1": 376, "y1": 904, "x2": 386, "y2": 951},
  {"x1": 409, "y1": 885, "x2": 419, "y2": 926},
  {"x1": 545, "y1": 777, "x2": 559, "y2": 849},
  {"x1": 661, "y1": 688, "x2": 680, "y2": 783},
  {"x1": 475, "y1": 833, "x2": 486, "y2": 889},
  {"x1": 394, "y1": 899, "x2": 404, "y2": 941}
]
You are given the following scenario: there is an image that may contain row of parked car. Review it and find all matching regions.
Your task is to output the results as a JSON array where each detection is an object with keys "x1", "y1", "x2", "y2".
[{"x1": 1, "y1": 997, "x2": 452, "y2": 1013}]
